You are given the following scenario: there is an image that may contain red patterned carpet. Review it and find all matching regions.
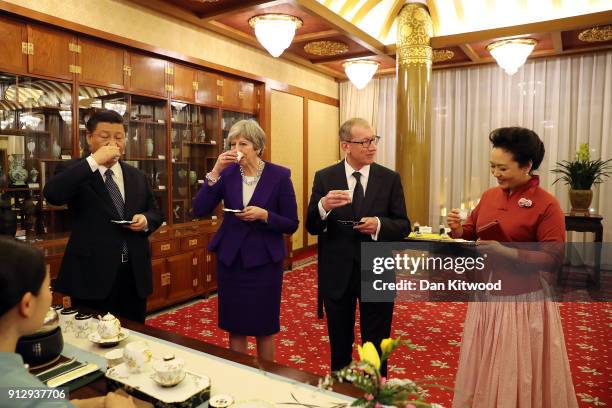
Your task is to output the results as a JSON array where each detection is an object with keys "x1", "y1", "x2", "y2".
[{"x1": 147, "y1": 262, "x2": 611, "y2": 407}]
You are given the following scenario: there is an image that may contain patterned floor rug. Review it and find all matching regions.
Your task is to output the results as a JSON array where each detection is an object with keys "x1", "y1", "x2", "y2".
[{"x1": 147, "y1": 262, "x2": 611, "y2": 407}]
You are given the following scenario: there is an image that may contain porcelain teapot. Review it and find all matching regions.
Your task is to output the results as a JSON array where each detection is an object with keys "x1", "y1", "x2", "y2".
[{"x1": 97, "y1": 313, "x2": 121, "y2": 339}]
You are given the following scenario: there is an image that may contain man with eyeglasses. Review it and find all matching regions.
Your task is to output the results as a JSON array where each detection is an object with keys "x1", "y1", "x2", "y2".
[
  {"x1": 306, "y1": 117, "x2": 410, "y2": 376},
  {"x1": 44, "y1": 109, "x2": 162, "y2": 323}
]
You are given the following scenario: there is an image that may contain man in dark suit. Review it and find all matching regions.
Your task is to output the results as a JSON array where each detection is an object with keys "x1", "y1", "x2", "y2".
[
  {"x1": 43, "y1": 109, "x2": 162, "y2": 323},
  {"x1": 306, "y1": 118, "x2": 410, "y2": 374}
]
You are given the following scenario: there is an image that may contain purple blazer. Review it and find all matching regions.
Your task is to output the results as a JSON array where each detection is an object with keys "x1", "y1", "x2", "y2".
[{"x1": 193, "y1": 162, "x2": 299, "y2": 268}]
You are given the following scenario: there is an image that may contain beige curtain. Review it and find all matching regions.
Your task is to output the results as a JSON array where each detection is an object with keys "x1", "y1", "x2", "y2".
[{"x1": 340, "y1": 50, "x2": 612, "y2": 266}]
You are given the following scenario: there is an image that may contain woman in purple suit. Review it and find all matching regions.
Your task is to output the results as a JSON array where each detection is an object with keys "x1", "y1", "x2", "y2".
[{"x1": 193, "y1": 119, "x2": 298, "y2": 361}]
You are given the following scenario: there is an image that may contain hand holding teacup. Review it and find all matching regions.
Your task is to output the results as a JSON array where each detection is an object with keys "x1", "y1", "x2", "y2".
[
  {"x1": 211, "y1": 150, "x2": 243, "y2": 175},
  {"x1": 447, "y1": 209, "x2": 467, "y2": 237},
  {"x1": 321, "y1": 190, "x2": 352, "y2": 211},
  {"x1": 92, "y1": 144, "x2": 121, "y2": 167}
]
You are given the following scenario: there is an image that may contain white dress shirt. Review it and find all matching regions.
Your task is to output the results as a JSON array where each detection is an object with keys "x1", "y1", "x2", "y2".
[{"x1": 318, "y1": 160, "x2": 381, "y2": 240}]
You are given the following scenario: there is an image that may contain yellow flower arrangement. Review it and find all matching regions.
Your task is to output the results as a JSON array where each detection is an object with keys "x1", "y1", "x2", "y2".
[{"x1": 319, "y1": 338, "x2": 438, "y2": 408}]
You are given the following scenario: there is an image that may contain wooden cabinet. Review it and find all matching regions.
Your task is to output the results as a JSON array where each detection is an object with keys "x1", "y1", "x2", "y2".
[
  {"x1": 77, "y1": 38, "x2": 127, "y2": 89},
  {"x1": 27, "y1": 24, "x2": 75, "y2": 80},
  {"x1": 0, "y1": 16, "x2": 27, "y2": 74},
  {"x1": 147, "y1": 258, "x2": 169, "y2": 311},
  {"x1": 239, "y1": 81, "x2": 256, "y2": 111},
  {"x1": 195, "y1": 71, "x2": 219, "y2": 106},
  {"x1": 221, "y1": 77, "x2": 256, "y2": 111},
  {"x1": 171, "y1": 64, "x2": 196, "y2": 103},
  {"x1": 193, "y1": 248, "x2": 206, "y2": 294},
  {"x1": 221, "y1": 77, "x2": 240, "y2": 109},
  {"x1": 167, "y1": 251, "x2": 198, "y2": 304},
  {"x1": 205, "y1": 233, "x2": 217, "y2": 293},
  {"x1": 127, "y1": 52, "x2": 167, "y2": 97},
  {"x1": 152, "y1": 239, "x2": 179, "y2": 258}
]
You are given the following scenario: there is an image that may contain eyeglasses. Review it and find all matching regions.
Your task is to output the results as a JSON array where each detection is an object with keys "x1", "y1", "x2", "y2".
[{"x1": 345, "y1": 135, "x2": 381, "y2": 148}]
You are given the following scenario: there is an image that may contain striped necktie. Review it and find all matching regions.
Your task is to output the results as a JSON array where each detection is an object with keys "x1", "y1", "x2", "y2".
[{"x1": 105, "y1": 169, "x2": 128, "y2": 257}]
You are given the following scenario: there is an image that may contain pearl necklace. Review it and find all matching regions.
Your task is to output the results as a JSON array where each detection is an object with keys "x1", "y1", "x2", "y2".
[{"x1": 240, "y1": 159, "x2": 264, "y2": 186}]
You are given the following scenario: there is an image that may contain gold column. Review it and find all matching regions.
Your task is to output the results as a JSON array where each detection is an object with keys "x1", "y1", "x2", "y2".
[{"x1": 396, "y1": 2, "x2": 433, "y2": 227}]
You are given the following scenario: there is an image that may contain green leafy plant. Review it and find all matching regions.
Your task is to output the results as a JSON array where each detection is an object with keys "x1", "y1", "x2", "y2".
[
  {"x1": 318, "y1": 338, "x2": 440, "y2": 408},
  {"x1": 552, "y1": 143, "x2": 612, "y2": 189}
]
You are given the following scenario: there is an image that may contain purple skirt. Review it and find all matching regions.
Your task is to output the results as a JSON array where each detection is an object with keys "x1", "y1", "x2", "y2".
[{"x1": 216, "y1": 257, "x2": 283, "y2": 336}]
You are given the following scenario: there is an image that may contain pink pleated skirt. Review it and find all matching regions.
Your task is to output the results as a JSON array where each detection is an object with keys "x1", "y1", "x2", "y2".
[{"x1": 452, "y1": 289, "x2": 578, "y2": 408}]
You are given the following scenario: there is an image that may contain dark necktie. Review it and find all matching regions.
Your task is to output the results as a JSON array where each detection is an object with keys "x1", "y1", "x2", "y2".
[
  {"x1": 105, "y1": 169, "x2": 128, "y2": 257},
  {"x1": 352, "y1": 171, "x2": 365, "y2": 219}
]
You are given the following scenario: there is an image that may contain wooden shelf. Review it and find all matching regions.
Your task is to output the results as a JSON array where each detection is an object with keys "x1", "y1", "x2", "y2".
[
  {"x1": 129, "y1": 119, "x2": 166, "y2": 125},
  {"x1": 42, "y1": 205, "x2": 68, "y2": 211},
  {"x1": 125, "y1": 157, "x2": 165, "y2": 161},
  {"x1": 0, "y1": 129, "x2": 50, "y2": 136},
  {"x1": 172, "y1": 161, "x2": 188, "y2": 165},
  {"x1": 184, "y1": 141, "x2": 217, "y2": 146},
  {"x1": 1, "y1": 186, "x2": 40, "y2": 192},
  {"x1": 40, "y1": 158, "x2": 71, "y2": 162}
]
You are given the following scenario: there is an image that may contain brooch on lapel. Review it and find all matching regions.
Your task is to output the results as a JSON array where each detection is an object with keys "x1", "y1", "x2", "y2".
[{"x1": 518, "y1": 197, "x2": 533, "y2": 208}]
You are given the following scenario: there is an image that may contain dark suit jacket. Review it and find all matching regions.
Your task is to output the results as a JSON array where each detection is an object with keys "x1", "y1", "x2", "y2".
[
  {"x1": 193, "y1": 162, "x2": 299, "y2": 268},
  {"x1": 43, "y1": 159, "x2": 163, "y2": 299},
  {"x1": 306, "y1": 161, "x2": 410, "y2": 301}
]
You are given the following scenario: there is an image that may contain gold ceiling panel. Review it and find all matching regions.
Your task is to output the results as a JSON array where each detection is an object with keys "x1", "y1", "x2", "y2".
[
  {"x1": 316, "y1": 0, "x2": 612, "y2": 44},
  {"x1": 304, "y1": 40, "x2": 350, "y2": 56},
  {"x1": 432, "y1": 49, "x2": 454, "y2": 63},
  {"x1": 578, "y1": 25, "x2": 612, "y2": 43}
]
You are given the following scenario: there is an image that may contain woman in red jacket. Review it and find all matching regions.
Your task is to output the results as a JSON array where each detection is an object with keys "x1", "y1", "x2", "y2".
[{"x1": 447, "y1": 127, "x2": 578, "y2": 408}]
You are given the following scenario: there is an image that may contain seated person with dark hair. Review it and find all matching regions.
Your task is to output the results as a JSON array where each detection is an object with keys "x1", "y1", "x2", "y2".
[{"x1": 0, "y1": 237, "x2": 135, "y2": 408}]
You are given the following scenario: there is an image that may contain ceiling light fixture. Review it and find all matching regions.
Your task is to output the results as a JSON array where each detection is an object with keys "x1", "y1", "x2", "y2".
[
  {"x1": 487, "y1": 38, "x2": 537, "y2": 75},
  {"x1": 248, "y1": 14, "x2": 303, "y2": 58},
  {"x1": 343, "y1": 60, "x2": 380, "y2": 90}
]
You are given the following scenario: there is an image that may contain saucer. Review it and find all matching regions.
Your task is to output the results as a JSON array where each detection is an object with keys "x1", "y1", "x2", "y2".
[
  {"x1": 150, "y1": 370, "x2": 186, "y2": 387},
  {"x1": 88, "y1": 328, "x2": 130, "y2": 347}
]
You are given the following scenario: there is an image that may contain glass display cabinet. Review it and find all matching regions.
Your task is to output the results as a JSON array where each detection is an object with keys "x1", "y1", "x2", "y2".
[
  {"x1": 170, "y1": 101, "x2": 219, "y2": 223},
  {"x1": 78, "y1": 87, "x2": 169, "y2": 222},
  {"x1": 0, "y1": 74, "x2": 73, "y2": 237}
]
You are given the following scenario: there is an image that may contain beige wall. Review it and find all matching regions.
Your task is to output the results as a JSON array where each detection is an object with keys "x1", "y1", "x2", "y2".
[
  {"x1": 307, "y1": 100, "x2": 340, "y2": 246},
  {"x1": 270, "y1": 91, "x2": 304, "y2": 250},
  {"x1": 6, "y1": 0, "x2": 338, "y2": 99}
]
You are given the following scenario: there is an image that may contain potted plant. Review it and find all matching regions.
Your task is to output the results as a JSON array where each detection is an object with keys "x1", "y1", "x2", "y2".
[
  {"x1": 552, "y1": 143, "x2": 612, "y2": 215},
  {"x1": 318, "y1": 338, "x2": 439, "y2": 407}
]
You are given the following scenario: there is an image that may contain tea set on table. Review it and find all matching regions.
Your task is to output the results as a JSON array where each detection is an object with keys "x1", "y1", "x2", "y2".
[
  {"x1": 61, "y1": 310, "x2": 186, "y2": 387},
  {"x1": 95, "y1": 313, "x2": 186, "y2": 387}
]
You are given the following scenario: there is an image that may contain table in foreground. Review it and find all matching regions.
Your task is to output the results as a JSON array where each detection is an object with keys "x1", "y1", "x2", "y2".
[{"x1": 63, "y1": 316, "x2": 358, "y2": 405}]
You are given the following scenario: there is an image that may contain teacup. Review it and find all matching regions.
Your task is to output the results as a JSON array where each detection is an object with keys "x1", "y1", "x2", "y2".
[
  {"x1": 104, "y1": 348, "x2": 124, "y2": 368},
  {"x1": 73, "y1": 313, "x2": 92, "y2": 338},
  {"x1": 97, "y1": 313, "x2": 121, "y2": 339},
  {"x1": 59, "y1": 308, "x2": 78, "y2": 333},
  {"x1": 152, "y1": 354, "x2": 185, "y2": 387},
  {"x1": 124, "y1": 341, "x2": 152, "y2": 373},
  {"x1": 342, "y1": 189, "x2": 353, "y2": 203},
  {"x1": 236, "y1": 151, "x2": 244, "y2": 162}
]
